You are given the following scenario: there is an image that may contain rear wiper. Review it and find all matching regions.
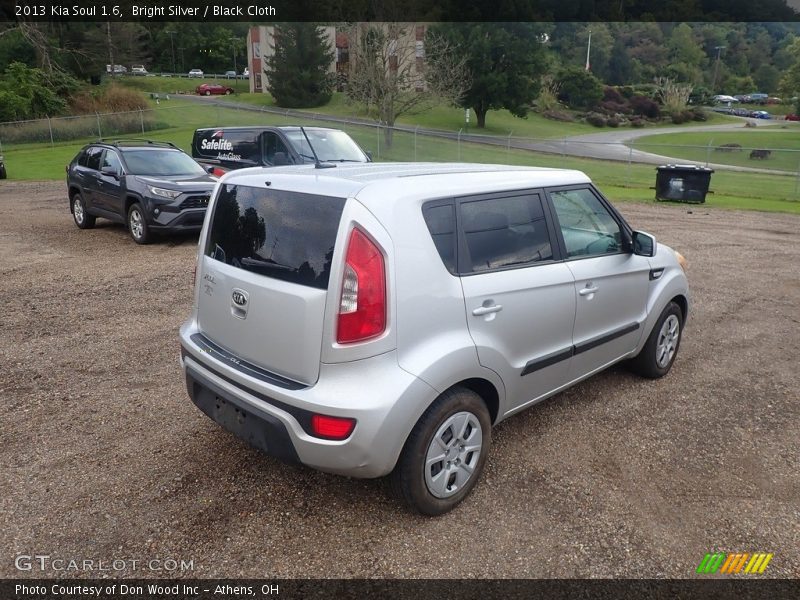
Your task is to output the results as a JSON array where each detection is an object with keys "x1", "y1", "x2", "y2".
[{"x1": 241, "y1": 257, "x2": 294, "y2": 272}]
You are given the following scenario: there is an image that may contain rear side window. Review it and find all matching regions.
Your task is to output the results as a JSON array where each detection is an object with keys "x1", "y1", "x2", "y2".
[
  {"x1": 84, "y1": 147, "x2": 103, "y2": 170},
  {"x1": 422, "y1": 203, "x2": 456, "y2": 274},
  {"x1": 205, "y1": 184, "x2": 346, "y2": 289},
  {"x1": 460, "y1": 194, "x2": 553, "y2": 272}
]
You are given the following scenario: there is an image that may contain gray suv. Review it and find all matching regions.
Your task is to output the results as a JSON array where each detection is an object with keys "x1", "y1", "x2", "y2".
[{"x1": 179, "y1": 163, "x2": 689, "y2": 515}]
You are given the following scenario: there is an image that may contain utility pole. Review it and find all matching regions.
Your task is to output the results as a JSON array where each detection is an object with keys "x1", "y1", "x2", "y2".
[
  {"x1": 231, "y1": 37, "x2": 238, "y2": 77},
  {"x1": 106, "y1": 22, "x2": 115, "y2": 78},
  {"x1": 166, "y1": 30, "x2": 176, "y2": 75},
  {"x1": 585, "y1": 29, "x2": 592, "y2": 71},
  {"x1": 711, "y1": 45, "x2": 726, "y2": 93}
]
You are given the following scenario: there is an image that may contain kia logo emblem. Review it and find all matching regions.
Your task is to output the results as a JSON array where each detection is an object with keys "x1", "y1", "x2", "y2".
[{"x1": 232, "y1": 290, "x2": 248, "y2": 306}]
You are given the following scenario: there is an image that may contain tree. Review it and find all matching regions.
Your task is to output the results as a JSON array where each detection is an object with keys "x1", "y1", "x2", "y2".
[
  {"x1": 430, "y1": 23, "x2": 547, "y2": 128},
  {"x1": 265, "y1": 24, "x2": 334, "y2": 108},
  {"x1": 345, "y1": 23, "x2": 468, "y2": 146},
  {"x1": 556, "y1": 67, "x2": 603, "y2": 110}
]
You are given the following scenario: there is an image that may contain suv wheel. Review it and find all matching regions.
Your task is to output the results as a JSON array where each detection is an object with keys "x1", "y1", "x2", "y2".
[
  {"x1": 629, "y1": 301, "x2": 683, "y2": 379},
  {"x1": 391, "y1": 387, "x2": 491, "y2": 516},
  {"x1": 71, "y1": 193, "x2": 96, "y2": 229},
  {"x1": 127, "y1": 202, "x2": 151, "y2": 244}
]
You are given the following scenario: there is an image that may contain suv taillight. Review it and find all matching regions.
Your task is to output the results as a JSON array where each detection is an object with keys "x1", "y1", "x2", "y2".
[{"x1": 337, "y1": 228, "x2": 386, "y2": 344}]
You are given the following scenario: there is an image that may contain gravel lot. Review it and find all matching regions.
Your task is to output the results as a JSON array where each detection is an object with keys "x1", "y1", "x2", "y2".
[{"x1": 2, "y1": 181, "x2": 798, "y2": 578}]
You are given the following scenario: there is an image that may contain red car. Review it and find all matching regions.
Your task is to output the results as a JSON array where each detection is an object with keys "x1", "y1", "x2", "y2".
[
  {"x1": 784, "y1": 113, "x2": 800, "y2": 121},
  {"x1": 195, "y1": 83, "x2": 234, "y2": 96}
]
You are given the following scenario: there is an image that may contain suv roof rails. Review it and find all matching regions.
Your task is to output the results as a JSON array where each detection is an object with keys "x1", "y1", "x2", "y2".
[{"x1": 98, "y1": 138, "x2": 178, "y2": 149}]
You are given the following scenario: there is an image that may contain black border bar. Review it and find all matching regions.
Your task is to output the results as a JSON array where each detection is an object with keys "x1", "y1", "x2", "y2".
[{"x1": 4, "y1": 579, "x2": 800, "y2": 600}]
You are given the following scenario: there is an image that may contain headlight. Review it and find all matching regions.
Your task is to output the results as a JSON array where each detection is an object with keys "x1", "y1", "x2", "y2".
[
  {"x1": 147, "y1": 186, "x2": 181, "y2": 199},
  {"x1": 674, "y1": 250, "x2": 688, "y2": 271}
]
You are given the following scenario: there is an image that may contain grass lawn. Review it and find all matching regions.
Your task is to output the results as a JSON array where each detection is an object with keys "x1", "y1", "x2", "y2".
[
  {"x1": 631, "y1": 126, "x2": 800, "y2": 172},
  {"x1": 3, "y1": 98, "x2": 799, "y2": 214},
  {"x1": 115, "y1": 76, "x2": 251, "y2": 95}
]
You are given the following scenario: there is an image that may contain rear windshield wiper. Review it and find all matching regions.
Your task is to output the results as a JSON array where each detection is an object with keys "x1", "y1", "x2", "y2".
[{"x1": 240, "y1": 257, "x2": 295, "y2": 272}]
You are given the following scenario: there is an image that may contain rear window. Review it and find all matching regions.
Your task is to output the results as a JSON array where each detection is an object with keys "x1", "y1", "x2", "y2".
[{"x1": 205, "y1": 184, "x2": 346, "y2": 289}]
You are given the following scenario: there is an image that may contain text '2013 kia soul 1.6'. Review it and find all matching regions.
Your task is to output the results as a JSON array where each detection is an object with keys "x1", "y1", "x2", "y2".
[{"x1": 179, "y1": 163, "x2": 690, "y2": 515}]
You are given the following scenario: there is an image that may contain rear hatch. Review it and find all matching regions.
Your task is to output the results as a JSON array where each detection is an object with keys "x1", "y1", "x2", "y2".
[{"x1": 197, "y1": 182, "x2": 346, "y2": 386}]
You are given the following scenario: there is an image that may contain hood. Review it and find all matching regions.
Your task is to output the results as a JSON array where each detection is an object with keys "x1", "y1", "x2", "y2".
[{"x1": 135, "y1": 174, "x2": 216, "y2": 189}]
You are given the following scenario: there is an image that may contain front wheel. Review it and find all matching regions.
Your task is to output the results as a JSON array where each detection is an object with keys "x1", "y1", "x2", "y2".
[
  {"x1": 629, "y1": 301, "x2": 683, "y2": 379},
  {"x1": 71, "y1": 193, "x2": 96, "y2": 229},
  {"x1": 205, "y1": 90, "x2": 211, "y2": 96},
  {"x1": 127, "y1": 202, "x2": 151, "y2": 244},
  {"x1": 391, "y1": 387, "x2": 491, "y2": 516},
  {"x1": 225, "y1": 89, "x2": 232, "y2": 95}
]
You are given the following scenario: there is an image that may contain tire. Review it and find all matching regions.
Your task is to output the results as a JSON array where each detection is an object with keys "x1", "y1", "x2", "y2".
[
  {"x1": 127, "y1": 202, "x2": 151, "y2": 244},
  {"x1": 205, "y1": 90, "x2": 211, "y2": 96},
  {"x1": 0, "y1": 164, "x2": 6, "y2": 179},
  {"x1": 629, "y1": 301, "x2": 683, "y2": 379},
  {"x1": 71, "y1": 193, "x2": 96, "y2": 229},
  {"x1": 225, "y1": 89, "x2": 232, "y2": 95},
  {"x1": 390, "y1": 387, "x2": 491, "y2": 516}
]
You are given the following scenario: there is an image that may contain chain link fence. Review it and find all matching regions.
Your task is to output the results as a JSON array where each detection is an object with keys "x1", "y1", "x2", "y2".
[{"x1": 2, "y1": 102, "x2": 800, "y2": 202}]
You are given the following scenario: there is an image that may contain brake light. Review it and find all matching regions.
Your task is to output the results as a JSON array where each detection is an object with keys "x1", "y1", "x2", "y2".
[
  {"x1": 212, "y1": 167, "x2": 227, "y2": 177},
  {"x1": 310, "y1": 414, "x2": 357, "y2": 440},
  {"x1": 337, "y1": 228, "x2": 386, "y2": 344}
]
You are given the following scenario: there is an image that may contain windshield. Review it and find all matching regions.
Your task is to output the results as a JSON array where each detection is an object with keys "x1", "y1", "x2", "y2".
[
  {"x1": 284, "y1": 129, "x2": 367, "y2": 163},
  {"x1": 122, "y1": 149, "x2": 207, "y2": 176}
]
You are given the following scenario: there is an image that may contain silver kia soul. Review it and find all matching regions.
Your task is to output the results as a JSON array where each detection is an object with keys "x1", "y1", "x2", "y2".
[{"x1": 179, "y1": 163, "x2": 689, "y2": 515}]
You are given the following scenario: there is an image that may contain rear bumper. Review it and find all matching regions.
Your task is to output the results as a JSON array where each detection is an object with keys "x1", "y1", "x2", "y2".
[
  {"x1": 179, "y1": 321, "x2": 438, "y2": 478},
  {"x1": 185, "y1": 367, "x2": 300, "y2": 465}
]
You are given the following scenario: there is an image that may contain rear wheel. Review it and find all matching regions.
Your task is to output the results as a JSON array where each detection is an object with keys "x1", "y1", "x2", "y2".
[
  {"x1": 225, "y1": 89, "x2": 232, "y2": 95},
  {"x1": 127, "y1": 202, "x2": 150, "y2": 244},
  {"x1": 629, "y1": 301, "x2": 683, "y2": 379},
  {"x1": 391, "y1": 387, "x2": 491, "y2": 516},
  {"x1": 71, "y1": 193, "x2": 95, "y2": 229},
  {"x1": 205, "y1": 90, "x2": 211, "y2": 96}
]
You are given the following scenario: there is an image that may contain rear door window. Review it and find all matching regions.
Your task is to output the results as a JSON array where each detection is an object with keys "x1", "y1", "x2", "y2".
[
  {"x1": 84, "y1": 147, "x2": 103, "y2": 171},
  {"x1": 205, "y1": 184, "x2": 346, "y2": 289},
  {"x1": 458, "y1": 193, "x2": 554, "y2": 273}
]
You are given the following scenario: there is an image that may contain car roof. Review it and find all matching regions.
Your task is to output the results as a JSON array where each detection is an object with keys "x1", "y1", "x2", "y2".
[
  {"x1": 87, "y1": 140, "x2": 184, "y2": 152},
  {"x1": 195, "y1": 126, "x2": 338, "y2": 133},
  {"x1": 220, "y1": 162, "x2": 592, "y2": 205}
]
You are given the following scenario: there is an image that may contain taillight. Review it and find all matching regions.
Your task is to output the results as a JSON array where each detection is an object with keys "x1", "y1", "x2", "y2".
[
  {"x1": 337, "y1": 228, "x2": 386, "y2": 344},
  {"x1": 310, "y1": 414, "x2": 357, "y2": 440},
  {"x1": 212, "y1": 167, "x2": 227, "y2": 177}
]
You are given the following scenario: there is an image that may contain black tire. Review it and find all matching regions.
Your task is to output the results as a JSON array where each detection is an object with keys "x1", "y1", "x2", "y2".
[
  {"x1": 390, "y1": 387, "x2": 491, "y2": 516},
  {"x1": 629, "y1": 301, "x2": 683, "y2": 379},
  {"x1": 205, "y1": 90, "x2": 211, "y2": 96},
  {"x1": 0, "y1": 164, "x2": 6, "y2": 179},
  {"x1": 127, "y1": 202, "x2": 151, "y2": 244},
  {"x1": 71, "y1": 192, "x2": 96, "y2": 229},
  {"x1": 225, "y1": 89, "x2": 232, "y2": 95}
]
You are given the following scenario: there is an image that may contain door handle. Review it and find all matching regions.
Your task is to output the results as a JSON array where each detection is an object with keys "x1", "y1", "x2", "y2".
[
  {"x1": 579, "y1": 286, "x2": 599, "y2": 296},
  {"x1": 472, "y1": 304, "x2": 503, "y2": 316}
]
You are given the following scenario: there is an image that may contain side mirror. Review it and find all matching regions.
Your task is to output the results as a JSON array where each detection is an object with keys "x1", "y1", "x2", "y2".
[
  {"x1": 101, "y1": 165, "x2": 119, "y2": 179},
  {"x1": 632, "y1": 231, "x2": 657, "y2": 257}
]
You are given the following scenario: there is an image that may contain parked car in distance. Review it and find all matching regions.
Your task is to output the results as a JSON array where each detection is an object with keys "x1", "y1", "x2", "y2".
[
  {"x1": 785, "y1": 113, "x2": 800, "y2": 121},
  {"x1": 191, "y1": 125, "x2": 371, "y2": 174},
  {"x1": 180, "y1": 162, "x2": 690, "y2": 515},
  {"x1": 751, "y1": 110, "x2": 771, "y2": 119},
  {"x1": 713, "y1": 94, "x2": 739, "y2": 104},
  {"x1": 242, "y1": 68, "x2": 249, "y2": 79},
  {"x1": 66, "y1": 139, "x2": 216, "y2": 244},
  {"x1": 196, "y1": 83, "x2": 234, "y2": 96},
  {"x1": 224, "y1": 70, "x2": 237, "y2": 79},
  {"x1": 131, "y1": 65, "x2": 148, "y2": 75},
  {"x1": 106, "y1": 64, "x2": 127, "y2": 74},
  {"x1": 188, "y1": 69, "x2": 204, "y2": 78}
]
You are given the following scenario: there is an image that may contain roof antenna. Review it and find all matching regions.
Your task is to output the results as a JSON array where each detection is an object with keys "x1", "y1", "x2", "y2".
[{"x1": 301, "y1": 126, "x2": 335, "y2": 169}]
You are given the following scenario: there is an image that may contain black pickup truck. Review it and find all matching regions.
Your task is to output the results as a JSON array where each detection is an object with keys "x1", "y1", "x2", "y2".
[{"x1": 191, "y1": 126, "x2": 371, "y2": 175}]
